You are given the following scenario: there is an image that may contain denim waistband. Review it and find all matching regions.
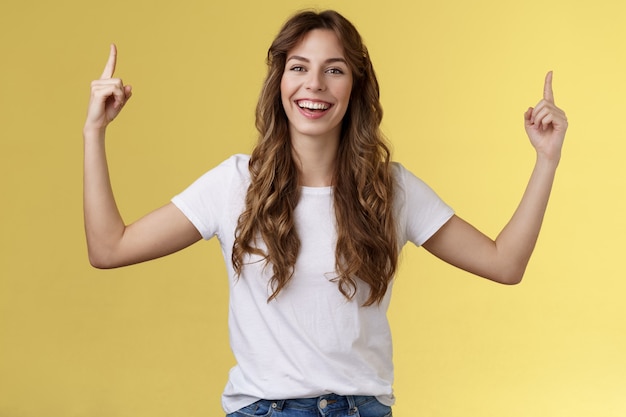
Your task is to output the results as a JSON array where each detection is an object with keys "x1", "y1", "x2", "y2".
[{"x1": 269, "y1": 394, "x2": 375, "y2": 413}]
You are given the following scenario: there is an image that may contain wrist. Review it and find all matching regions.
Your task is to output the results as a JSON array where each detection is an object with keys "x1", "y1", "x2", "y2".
[
  {"x1": 535, "y1": 152, "x2": 560, "y2": 171},
  {"x1": 83, "y1": 124, "x2": 107, "y2": 141}
]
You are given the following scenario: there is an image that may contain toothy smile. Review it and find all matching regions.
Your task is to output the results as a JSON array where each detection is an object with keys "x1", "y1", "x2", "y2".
[{"x1": 296, "y1": 100, "x2": 331, "y2": 111}]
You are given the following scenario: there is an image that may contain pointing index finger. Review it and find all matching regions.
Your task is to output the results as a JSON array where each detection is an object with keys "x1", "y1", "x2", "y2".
[
  {"x1": 100, "y1": 44, "x2": 117, "y2": 79},
  {"x1": 543, "y1": 70, "x2": 554, "y2": 103}
]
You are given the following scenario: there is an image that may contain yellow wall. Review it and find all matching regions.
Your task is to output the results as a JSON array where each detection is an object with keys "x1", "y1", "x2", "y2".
[{"x1": 1, "y1": 0, "x2": 624, "y2": 416}]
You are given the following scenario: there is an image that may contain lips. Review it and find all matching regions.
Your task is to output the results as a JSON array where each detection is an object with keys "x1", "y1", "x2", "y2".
[
  {"x1": 294, "y1": 99, "x2": 333, "y2": 120},
  {"x1": 296, "y1": 100, "x2": 331, "y2": 111}
]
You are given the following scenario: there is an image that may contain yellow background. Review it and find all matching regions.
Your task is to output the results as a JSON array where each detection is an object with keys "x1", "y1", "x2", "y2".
[{"x1": 1, "y1": 0, "x2": 624, "y2": 416}]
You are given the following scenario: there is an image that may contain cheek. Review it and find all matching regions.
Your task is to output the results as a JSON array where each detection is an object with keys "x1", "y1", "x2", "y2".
[
  {"x1": 339, "y1": 77, "x2": 353, "y2": 102},
  {"x1": 340, "y1": 84, "x2": 353, "y2": 107},
  {"x1": 280, "y1": 77, "x2": 291, "y2": 107}
]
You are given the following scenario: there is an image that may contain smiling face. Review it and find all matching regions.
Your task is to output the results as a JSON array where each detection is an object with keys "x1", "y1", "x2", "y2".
[{"x1": 280, "y1": 29, "x2": 353, "y2": 146}]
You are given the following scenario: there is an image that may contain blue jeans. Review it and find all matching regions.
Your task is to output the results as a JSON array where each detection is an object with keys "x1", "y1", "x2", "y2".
[{"x1": 226, "y1": 394, "x2": 392, "y2": 417}]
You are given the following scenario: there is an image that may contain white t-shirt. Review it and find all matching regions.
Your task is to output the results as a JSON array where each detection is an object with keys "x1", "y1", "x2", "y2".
[{"x1": 171, "y1": 154, "x2": 454, "y2": 413}]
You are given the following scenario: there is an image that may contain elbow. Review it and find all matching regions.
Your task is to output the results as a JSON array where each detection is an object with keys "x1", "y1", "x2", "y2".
[
  {"x1": 87, "y1": 246, "x2": 120, "y2": 269},
  {"x1": 88, "y1": 253, "x2": 113, "y2": 269},
  {"x1": 492, "y1": 265, "x2": 526, "y2": 285},
  {"x1": 89, "y1": 259, "x2": 112, "y2": 270},
  {"x1": 500, "y1": 273, "x2": 524, "y2": 286}
]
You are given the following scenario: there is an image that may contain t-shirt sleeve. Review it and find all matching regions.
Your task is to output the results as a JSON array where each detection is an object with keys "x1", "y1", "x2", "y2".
[
  {"x1": 394, "y1": 163, "x2": 455, "y2": 247},
  {"x1": 171, "y1": 154, "x2": 249, "y2": 240}
]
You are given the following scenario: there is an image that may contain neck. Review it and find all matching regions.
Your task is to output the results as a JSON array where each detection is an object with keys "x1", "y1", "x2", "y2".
[{"x1": 290, "y1": 131, "x2": 339, "y2": 187}]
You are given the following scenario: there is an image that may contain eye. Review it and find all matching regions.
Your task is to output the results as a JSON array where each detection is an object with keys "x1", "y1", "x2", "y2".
[
  {"x1": 326, "y1": 68, "x2": 344, "y2": 75},
  {"x1": 289, "y1": 65, "x2": 306, "y2": 72}
]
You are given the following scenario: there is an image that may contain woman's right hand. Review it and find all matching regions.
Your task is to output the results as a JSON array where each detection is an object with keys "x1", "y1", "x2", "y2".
[
  {"x1": 82, "y1": 44, "x2": 201, "y2": 269},
  {"x1": 84, "y1": 44, "x2": 133, "y2": 133}
]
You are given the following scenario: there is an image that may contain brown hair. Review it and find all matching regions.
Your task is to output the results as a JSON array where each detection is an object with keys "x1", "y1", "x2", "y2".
[{"x1": 232, "y1": 10, "x2": 397, "y2": 306}]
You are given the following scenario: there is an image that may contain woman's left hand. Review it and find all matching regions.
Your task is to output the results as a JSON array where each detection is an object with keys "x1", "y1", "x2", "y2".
[{"x1": 524, "y1": 71, "x2": 568, "y2": 164}]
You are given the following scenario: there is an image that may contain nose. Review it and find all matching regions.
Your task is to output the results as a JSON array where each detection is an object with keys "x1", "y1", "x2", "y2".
[{"x1": 305, "y1": 70, "x2": 326, "y2": 91}]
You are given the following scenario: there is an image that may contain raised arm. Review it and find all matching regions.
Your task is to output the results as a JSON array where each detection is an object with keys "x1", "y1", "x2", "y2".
[
  {"x1": 422, "y1": 72, "x2": 568, "y2": 284},
  {"x1": 83, "y1": 44, "x2": 201, "y2": 269}
]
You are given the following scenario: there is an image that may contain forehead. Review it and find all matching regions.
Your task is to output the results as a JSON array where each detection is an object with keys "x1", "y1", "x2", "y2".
[{"x1": 287, "y1": 29, "x2": 345, "y2": 59}]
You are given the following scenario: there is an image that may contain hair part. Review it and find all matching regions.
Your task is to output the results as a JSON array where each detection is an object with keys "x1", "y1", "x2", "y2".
[{"x1": 232, "y1": 10, "x2": 397, "y2": 306}]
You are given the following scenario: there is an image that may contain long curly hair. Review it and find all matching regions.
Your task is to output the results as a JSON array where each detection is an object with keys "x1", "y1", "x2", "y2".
[{"x1": 232, "y1": 10, "x2": 397, "y2": 306}]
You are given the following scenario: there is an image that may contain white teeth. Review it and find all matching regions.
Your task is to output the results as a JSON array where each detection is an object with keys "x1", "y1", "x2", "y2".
[{"x1": 297, "y1": 100, "x2": 330, "y2": 110}]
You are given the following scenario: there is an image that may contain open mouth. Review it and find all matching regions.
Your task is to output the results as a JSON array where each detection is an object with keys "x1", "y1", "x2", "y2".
[{"x1": 296, "y1": 100, "x2": 332, "y2": 112}]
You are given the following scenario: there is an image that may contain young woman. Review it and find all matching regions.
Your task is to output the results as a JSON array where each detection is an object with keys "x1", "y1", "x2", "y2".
[{"x1": 83, "y1": 10, "x2": 567, "y2": 417}]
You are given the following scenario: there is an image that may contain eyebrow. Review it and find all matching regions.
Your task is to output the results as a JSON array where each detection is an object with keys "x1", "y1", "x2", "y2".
[{"x1": 286, "y1": 55, "x2": 348, "y2": 65}]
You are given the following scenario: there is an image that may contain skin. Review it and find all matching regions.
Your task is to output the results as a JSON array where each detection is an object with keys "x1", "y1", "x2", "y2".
[
  {"x1": 423, "y1": 71, "x2": 567, "y2": 284},
  {"x1": 83, "y1": 39, "x2": 568, "y2": 286},
  {"x1": 280, "y1": 29, "x2": 353, "y2": 186},
  {"x1": 83, "y1": 45, "x2": 200, "y2": 268}
]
